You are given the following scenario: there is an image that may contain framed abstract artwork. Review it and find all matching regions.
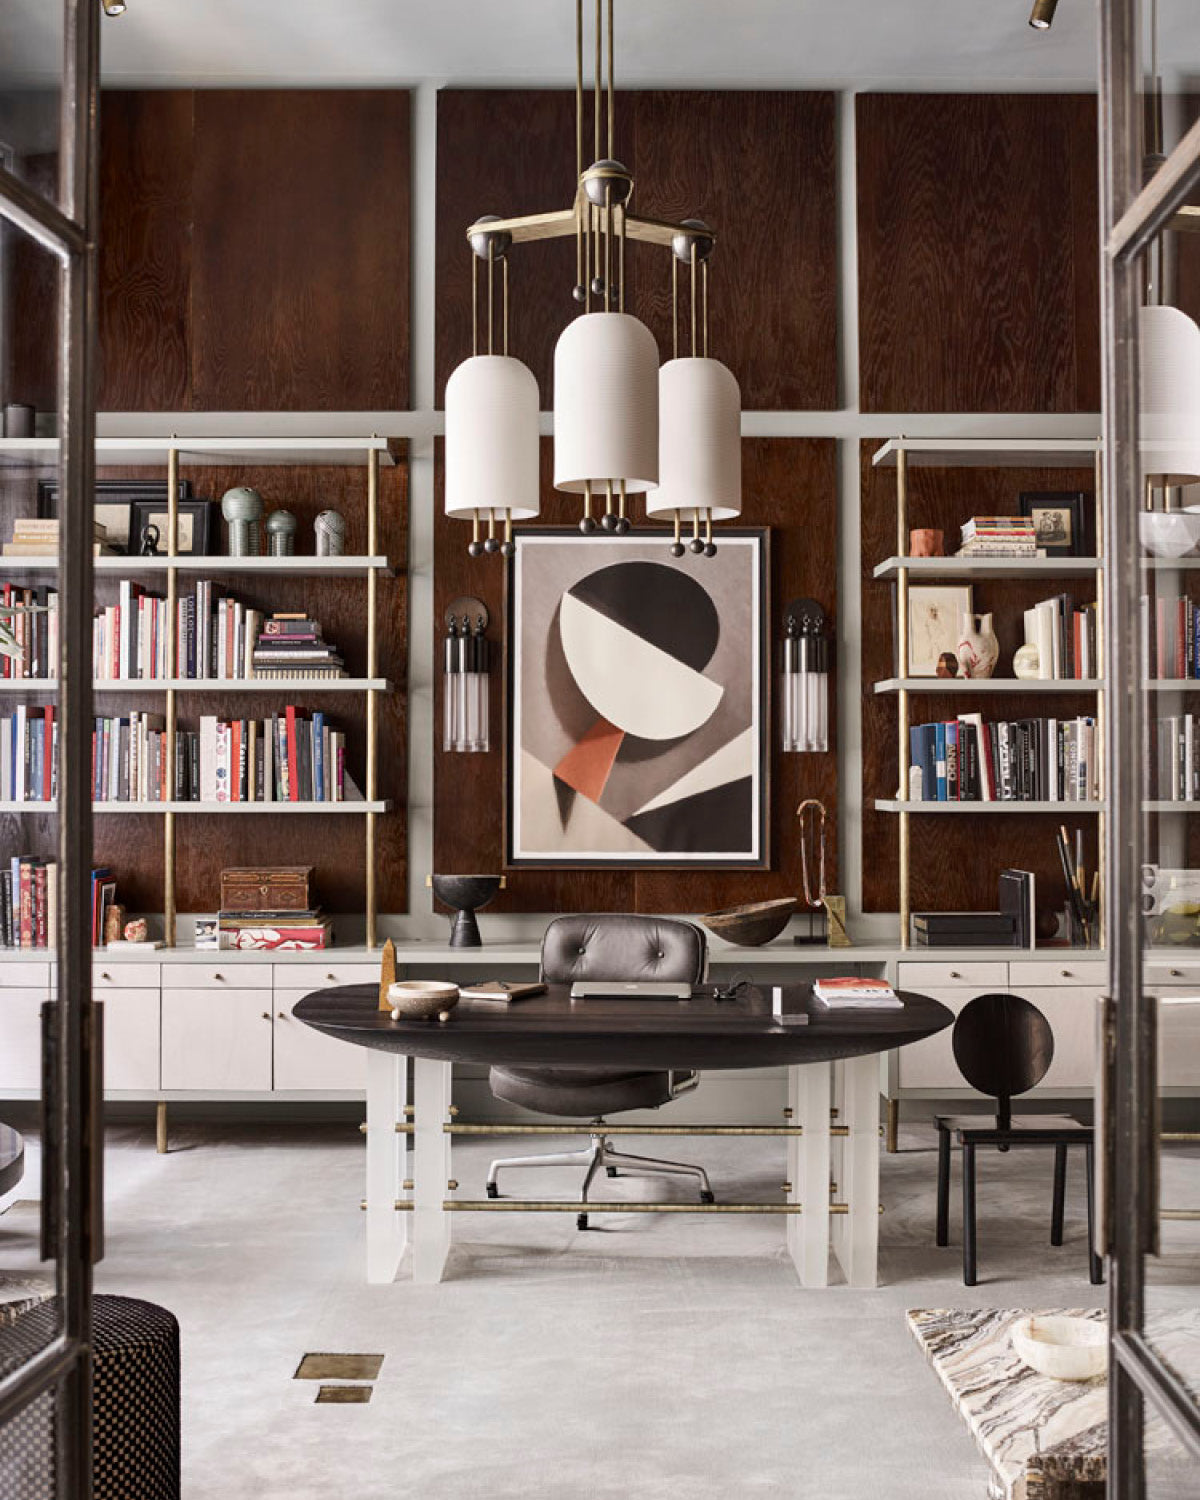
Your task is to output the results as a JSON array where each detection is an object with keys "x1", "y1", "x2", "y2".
[{"x1": 507, "y1": 529, "x2": 768, "y2": 868}]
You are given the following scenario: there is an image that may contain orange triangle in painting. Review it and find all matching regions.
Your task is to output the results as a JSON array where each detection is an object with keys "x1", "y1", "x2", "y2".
[{"x1": 553, "y1": 718, "x2": 625, "y2": 803}]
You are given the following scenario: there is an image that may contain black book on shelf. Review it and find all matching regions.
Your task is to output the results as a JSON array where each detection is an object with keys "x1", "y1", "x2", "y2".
[
  {"x1": 911, "y1": 911, "x2": 1017, "y2": 948},
  {"x1": 998, "y1": 868, "x2": 1036, "y2": 949}
]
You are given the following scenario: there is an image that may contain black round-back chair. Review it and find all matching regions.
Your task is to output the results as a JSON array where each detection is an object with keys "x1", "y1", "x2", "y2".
[{"x1": 935, "y1": 992, "x2": 1103, "y2": 1286}]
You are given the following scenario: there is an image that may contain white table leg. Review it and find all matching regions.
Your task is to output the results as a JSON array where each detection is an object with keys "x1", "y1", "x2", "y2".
[
  {"x1": 833, "y1": 1052, "x2": 881, "y2": 1288},
  {"x1": 365, "y1": 1049, "x2": 407, "y2": 1284},
  {"x1": 413, "y1": 1057, "x2": 453, "y2": 1285},
  {"x1": 787, "y1": 1062, "x2": 830, "y2": 1287}
]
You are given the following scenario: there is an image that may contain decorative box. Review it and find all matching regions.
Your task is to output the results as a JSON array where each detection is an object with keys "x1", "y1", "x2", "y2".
[{"x1": 219, "y1": 866, "x2": 313, "y2": 914}]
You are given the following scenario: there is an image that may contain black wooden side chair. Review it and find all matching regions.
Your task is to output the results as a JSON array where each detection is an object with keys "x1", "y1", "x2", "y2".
[{"x1": 935, "y1": 992, "x2": 1103, "y2": 1286}]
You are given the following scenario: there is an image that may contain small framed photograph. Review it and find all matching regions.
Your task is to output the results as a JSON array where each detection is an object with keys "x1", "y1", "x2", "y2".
[
  {"x1": 130, "y1": 498, "x2": 213, "y2": 557},
  {"x1": 1019, "y1": 491, "x2": 1088, "y2": 558},
  {"x1": 37, "y1": 477, "x2": 192, "y2": 555},
  {"x1": 907, "y1": 584, "x2": 973, "y2": 676}
]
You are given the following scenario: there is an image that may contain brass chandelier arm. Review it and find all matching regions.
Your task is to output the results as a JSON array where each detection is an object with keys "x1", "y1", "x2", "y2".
[{"x1": 465, "y1": 207, "x2": 716, "y2": 253}]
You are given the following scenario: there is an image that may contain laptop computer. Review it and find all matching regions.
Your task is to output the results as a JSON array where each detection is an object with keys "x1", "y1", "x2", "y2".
[{"x1": 569, "y1": 980, "x2": 694, "y2": 1000}]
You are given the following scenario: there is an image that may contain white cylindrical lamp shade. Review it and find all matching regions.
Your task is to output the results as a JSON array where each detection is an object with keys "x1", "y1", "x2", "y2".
[
  {"x1": 1140, "y1": 305, "x2": 1200, "y2": 489},
  {"x1": 553, "y1": 312, "x2": 659, "y2": 494},
  {"x1": 646, "y1": 357, "x2": 742, "y2": 521},
  {"x1": 444, "y1": 355, "x2": 540, "y2": 520}
]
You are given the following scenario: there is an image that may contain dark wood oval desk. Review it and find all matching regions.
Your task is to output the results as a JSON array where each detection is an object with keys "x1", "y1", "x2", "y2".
[{"x1": 296, "y1": 983, "x2": 952, "y2": 1288}]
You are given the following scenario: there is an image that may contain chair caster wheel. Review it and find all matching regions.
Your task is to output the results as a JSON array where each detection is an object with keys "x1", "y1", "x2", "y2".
[
  {"x1": 486, "y1": 1182, "x2": 499, "y2": 1199},
  {"x1": 606, "y1": 1166, "x2": 619, "y2": 1178},
  {"x1": 700, "y1": 1190, "x2": 715, "y2": 1204},
  {"x1": 577, "y1": 1213, "x2": 589, "y2": 1231}
]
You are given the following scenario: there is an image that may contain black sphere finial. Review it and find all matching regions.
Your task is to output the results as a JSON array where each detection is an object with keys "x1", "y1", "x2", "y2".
[
  {"x1": 579, "y1": 515, "x2": 598, "y2": 535},
  {"x1": 483, "y1": 536, "x2": 500, "y2": 555},
  {"x1": 670, "y1": 542, "x2": 686, "y2": 558},
  {"x1": 468, "y1": 541, "x2": 484, "y2": 558}
]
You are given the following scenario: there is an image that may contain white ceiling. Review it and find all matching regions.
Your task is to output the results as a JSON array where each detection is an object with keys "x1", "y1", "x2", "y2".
[{"x1": 0, "y1": 0, "x2": 1197, "y2": 94}]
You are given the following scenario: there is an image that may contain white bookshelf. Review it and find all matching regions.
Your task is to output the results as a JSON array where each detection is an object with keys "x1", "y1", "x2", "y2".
[
  {"x1": 0, "y1": 555, "x2": 392, "y2": 578},
  {"x1": 0, "y1": 678, "x2": 390, "y2": 693},
  {"x1": 873, "y1": 555, "x2": 1101, "y2": 582},
  {"x1": 0, "y1": 435, "x2": 400, "y2": 468},
  {"x1": 0, "y1": 800, "x2": 389, "y2": 815},
  {"x1": 875, "y1": 798, "x2": 1103, "y2": 814},
  {"x1": 872, "y1": 437, "x2": 1102, "y2": 469}
]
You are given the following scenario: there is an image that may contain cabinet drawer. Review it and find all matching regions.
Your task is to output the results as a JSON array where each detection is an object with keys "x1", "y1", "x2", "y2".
[
  {"x1": 273, "y1": 964, "x2": 380, "y2": 991},
  {"x1": 164, "y1": 963, "x2": 273, "y2": 991},
  {"x1": 897, "y1": 962, "x2": 1008, "y2": 989},
  {"x1": 1014, "y1": 960, "x2": 1107, "y2": 988},
  {"x1": 1146, "y1": 959, "x2": 1200, "y2": 987},
  {"x1": 0, "y1": 962, "x2": 51, "y2": 989},
  {"x1": 93, "y1": 962, "x2": 161, "y2": 990},
  {"x1": 1154, "y1": 992, "x2": 1200, "y2": 1086}
]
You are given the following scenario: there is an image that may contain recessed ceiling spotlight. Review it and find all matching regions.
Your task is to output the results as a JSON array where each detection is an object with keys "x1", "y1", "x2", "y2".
[
  {"x1": 101, "y1": 0, "x2": 127, "y2": 15},
  {"x1": 1029, "y1": 0, "x2": 1058, "y2": 29}
]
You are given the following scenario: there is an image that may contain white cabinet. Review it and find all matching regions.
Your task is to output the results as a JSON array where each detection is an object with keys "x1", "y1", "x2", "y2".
[
  {"x1": 0, "y1": 988, "x2": 48, "y2": 1091},
  {"x1": 273, "y1": 997, "x2": 365, "y2": 1091},
  {"x1": 896, "y1": 989, "x2": 967, "y2": 1090},
  {"x1": 1150, "y1": 991, "x2": 1200, "y2": 1087},
  {"x1": 99, "y1": 991, "x2": 161, "y2": 1091},
  {"x1": 161, "y1": 988, "x2": 273, "y2": 1092}
]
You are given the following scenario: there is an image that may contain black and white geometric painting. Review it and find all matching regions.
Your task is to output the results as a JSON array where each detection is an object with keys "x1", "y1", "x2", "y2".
[{"x1": 508, "y1": 531, "x2": 766, "y2": 866}]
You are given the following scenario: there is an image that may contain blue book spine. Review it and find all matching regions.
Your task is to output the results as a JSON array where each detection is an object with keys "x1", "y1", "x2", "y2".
[
  {"x1": 313, "y1": 712, "x2": 326, "y2": 802},
  {"x1": 934, "y1": 722, "x2": 948, "y2": 801}
]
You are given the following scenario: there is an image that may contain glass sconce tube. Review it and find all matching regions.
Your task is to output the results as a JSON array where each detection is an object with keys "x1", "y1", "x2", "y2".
[
  {"x1": 443, "y1": 601, "x2": 491, "y2": 753},
  {"x1": 781, "y1": 600, "x2": 830, "y2": 754}
]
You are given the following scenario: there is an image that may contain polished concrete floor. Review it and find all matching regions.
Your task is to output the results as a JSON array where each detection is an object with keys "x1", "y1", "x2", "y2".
[{"x1": 2, "y1": 1116, "x2": 1198, "y2": 1499}]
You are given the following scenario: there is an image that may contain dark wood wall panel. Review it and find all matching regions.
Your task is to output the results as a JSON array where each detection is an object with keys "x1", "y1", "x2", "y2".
[
  {"x1": 98, "y1": 92, "x2": 194, "y2": 411},
  {"x1": 190, "y1": 91, "x2": 410, "y2": 411},
  {"x1": 859, "y1": 441, "x2": 1100, "y2": 915},
  {"x1": 2, "y1": 153, "x2": 60, "y2": 416},
  {"x1": 435, "y1": 90, "x2": 838, "y2": 410},
  {"x1": 432, "y1": 437, "x2": 837, "y2": 916},
  {"x1": 856, "y1": 94, "x2": 1100, "y2": 414}
]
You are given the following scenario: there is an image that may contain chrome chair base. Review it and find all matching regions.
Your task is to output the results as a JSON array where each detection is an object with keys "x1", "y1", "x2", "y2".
[{"x1": 486, "y1": 1126, "x2": 715, "y2": 1229}]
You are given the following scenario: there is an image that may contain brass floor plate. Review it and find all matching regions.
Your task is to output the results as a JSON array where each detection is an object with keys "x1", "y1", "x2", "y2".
[
  {"x1": 315, "y1": 1385, "x2": 372, "y2": 1405},
  {"x1": 295, "y1": 1353, "x2": 385, "y2": 1382}
]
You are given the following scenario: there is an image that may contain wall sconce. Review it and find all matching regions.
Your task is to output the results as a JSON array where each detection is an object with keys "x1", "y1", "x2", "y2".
[
  {"x1": 780, "y1": 599, "x2": 830, "y2": 753},
  {"x1": 443, "y1": 597, "x2": 491, "y2": 753}
]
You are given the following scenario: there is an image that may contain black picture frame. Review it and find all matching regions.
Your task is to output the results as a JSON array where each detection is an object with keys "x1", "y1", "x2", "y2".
[
  {"x1": 1018, "y1": 490, "x2": 1090, "y2": 558},
  {"x1": 503, "y1": 526, "x2": 770, "y2": 871},
  {"x1": 129, "y1": 498, "x2": 213, "y2": 557},
  {"x1": 36, "y1": 477, "x2": 193, "y2": 556}
]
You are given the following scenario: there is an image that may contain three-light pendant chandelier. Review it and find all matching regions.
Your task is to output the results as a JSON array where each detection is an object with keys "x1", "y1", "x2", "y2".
[{"x1": 444, "y1": 0, "x2": 742, "y2": 559}]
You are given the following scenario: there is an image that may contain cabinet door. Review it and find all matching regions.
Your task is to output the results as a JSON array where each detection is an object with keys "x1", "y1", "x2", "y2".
[
  {"x1": 98, "y1": 991, "x2": 160, "y2": 1092},
  {"x1": 273, "y1": 996, "x2": 365, "y2": 1092},
  {"x1": 1152, "y1": 990, "x2": 1200, "y2": 1087},
  {"x1": 897, "y1": 985, "x2": 1101, "y2": 1092},
  {"x1": 161, "y1": 989, "x2": 273, "y2": 1092},
  {"x1": 0, "y1": 989, "x2": 48, "y2": 1091}
]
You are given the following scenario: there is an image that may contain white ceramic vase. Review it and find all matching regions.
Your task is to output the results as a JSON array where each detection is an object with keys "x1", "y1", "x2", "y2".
[{"x1": 956, "y1": 611, "x2": 999, "y2": 680}]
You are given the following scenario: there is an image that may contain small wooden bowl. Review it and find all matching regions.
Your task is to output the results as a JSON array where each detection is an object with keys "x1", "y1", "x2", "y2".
[
  {"x1": 701, "y1": 898, "x2": 798, "y2": 947},
  {"x1": 388, "y1": 980, "x2": 460, "y2": 1021}
]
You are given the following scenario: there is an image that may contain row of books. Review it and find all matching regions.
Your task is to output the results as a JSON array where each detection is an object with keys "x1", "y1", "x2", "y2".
[
  {"x1": 1023, "y1": 595, "x2": 1099, "y2": 680},
  {"x1": 0, "y1": 862, "x2": 116, "y2": 949},
  {"x1": 1144, "y1": 594, "x2": 1200, "y2": 681},
  {"x1": 0, "y1": 585, "x2": 57, "y2": 680},
  {"x1": 1, "y1": 707, "x2": 56, "y2": 803},
  {"x1": 1153, "y1": 715, "x2": 1200, "y2": 802},
  {"x1": 89, "y1": 709, "x2": 354, "y2": 804},
  {"x1": 908, "y1": 715, "x2": 1099, "y2": 802},
  {"x1": 957, "y1": 515, "x2": 1042, "y2": 559},
  {"x1": 92, "y1": 587, "x2": 346, "y2": 681},
  {"x1": 912, "y1": 870, "x2": 1035, "y2": 948}
]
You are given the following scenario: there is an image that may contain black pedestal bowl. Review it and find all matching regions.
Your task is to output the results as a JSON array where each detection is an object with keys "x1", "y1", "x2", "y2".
[{"x1": 429, "y1": 874, "x2": 505, "y2": 947}]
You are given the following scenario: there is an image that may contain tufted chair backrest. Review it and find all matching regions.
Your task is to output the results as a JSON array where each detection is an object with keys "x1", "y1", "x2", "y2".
[{"x1": 540, "y1": 914, "x2": 708, "y2": 987}]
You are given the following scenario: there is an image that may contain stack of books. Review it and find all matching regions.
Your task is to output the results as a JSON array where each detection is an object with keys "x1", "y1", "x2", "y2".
[
  {"x1": 2, "y1": 706, "x2": 56, "y2": 803},
  {"x1": 3, "y1": 518, "x2": 113, "y2": 557},
  {"x1": 0, "y1": 856, "x2": 57, "y2": 948},
  {"x1": 911, "y1": 911, "x2": 1019, "y2": 948},
  {"x1": 1, "y1": 584, "x2": 57, "y2": 680},
  {"x1": 216, "y1": 909, "x2": 332, "y2": 951},
  {"x1": 1023, "y1": 595, "x2": 1099, "y2": 680},
  {"x1": 95, "y1": 582, "x2": 175, "y2": 680},
  {"x1": 811, "y1": 977, "x2": 901, "y2": 1008},
  {"x1": 956, "y1": 516, "x2": 1040, "y2": 558},
  {"x1": 197, "y1": 709, "x2": 353, "y2": 803},
  {"x1": 908, "y1": 714, "x2": 1098, "y2": 802},
  {"x1": 251, "y1": 614, "x2": 345, "y2": 680}
]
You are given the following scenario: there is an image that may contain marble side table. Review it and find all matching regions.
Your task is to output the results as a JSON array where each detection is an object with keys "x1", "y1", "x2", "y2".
[{"x1": 908, "y1": 1307, "x2": 1200, "y2": 1500}]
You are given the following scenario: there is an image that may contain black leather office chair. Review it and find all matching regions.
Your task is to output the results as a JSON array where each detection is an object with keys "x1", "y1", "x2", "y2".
[
  {"x1": 934, "y1": 992, "x2": 1102, "y2": 1286},
  {"x1": 486, "y1": 914, "x2": 714, "y2": 1229}
]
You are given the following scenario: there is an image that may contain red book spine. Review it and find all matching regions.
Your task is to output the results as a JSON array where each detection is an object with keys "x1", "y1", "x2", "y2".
[
  {"x1": 285, "y1": 706, "x2": 299, "y2": 803},
  {"x1": 19, "y1": 861, "x2": 32, "y2": 949},
  {"x1": 1179, "y1": 598, "x2": 1188, "y2": 680},
  {"x1": 1, "y1": 586, "x2": 9, "y2": 679},
  {"x1": 231, "y1": 719, "x2": 242, "y2": 802}
]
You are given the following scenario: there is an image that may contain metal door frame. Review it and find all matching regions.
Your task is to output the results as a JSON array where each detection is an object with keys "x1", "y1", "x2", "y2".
[
  {"x1": 1098, "y1": 0, "x2": 1200, "y2": 1489},
  {"x1": 0, "y1": 0, "x2": 101, "y2": 1494}
]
